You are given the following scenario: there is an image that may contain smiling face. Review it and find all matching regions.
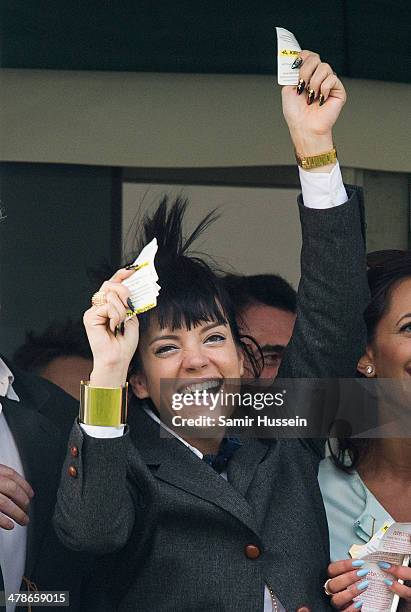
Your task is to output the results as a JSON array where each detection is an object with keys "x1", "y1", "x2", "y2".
[
  {"x1": 358, "y1": 278, "x2": 411, "y2": 379},
  {"x1": 130, "y1": 318, "x2": 244, "y2": 424}
]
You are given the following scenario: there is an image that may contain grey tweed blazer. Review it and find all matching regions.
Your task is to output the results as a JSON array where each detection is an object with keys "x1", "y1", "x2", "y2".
[{"x1": 54, "y1": 188, "x2": 369, "y2": 611}]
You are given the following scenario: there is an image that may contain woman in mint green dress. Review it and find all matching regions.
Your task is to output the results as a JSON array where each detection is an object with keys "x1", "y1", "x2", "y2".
[{"x1": 319, "y1": 250, "x2": 411, "y2": 610}]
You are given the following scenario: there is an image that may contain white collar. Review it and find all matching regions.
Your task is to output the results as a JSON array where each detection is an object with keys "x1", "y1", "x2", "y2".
[
  {"x1": 0, "y1": 358, "x2": 20, "y2": 402},
  {"x1": 143, "y1": 405, "x2": 203, "y2": 459}
]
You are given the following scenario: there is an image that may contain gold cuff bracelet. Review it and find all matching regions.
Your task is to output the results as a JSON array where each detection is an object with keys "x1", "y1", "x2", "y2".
[{"x1": 79, "y1": 381, "x2": 128, "y2": 427}]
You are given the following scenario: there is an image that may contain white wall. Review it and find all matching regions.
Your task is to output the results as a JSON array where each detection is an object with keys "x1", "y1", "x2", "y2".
[{"x1": 122, "y1": 183, "x2": 302, "y2": 286}]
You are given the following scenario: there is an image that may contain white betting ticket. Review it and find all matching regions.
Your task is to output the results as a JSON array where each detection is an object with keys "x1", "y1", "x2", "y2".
[
  {"x1": 122, "y1": 238, "x2": 161, "y2": 316},
  {"x1": 349, "y1": 521, "x2": 411, "y2": 612},
  {"x1": 275, "y1": 27, "x2": 301, "y2": 86}
]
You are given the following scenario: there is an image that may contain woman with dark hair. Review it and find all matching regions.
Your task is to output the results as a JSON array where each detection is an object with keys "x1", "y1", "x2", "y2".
[
  {"x1": 54, "y1": 51, "x2": 368, "y2": 611},
  {"x1": 319, "y1": 250, "x2": 411, "y2": 609}
]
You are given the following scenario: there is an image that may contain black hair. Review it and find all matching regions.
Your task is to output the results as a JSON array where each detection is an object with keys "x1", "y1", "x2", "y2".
[
  {"x1": 128, "y1": 196, "x2": 261, "y2": 377},
  {"x1": 13, "y1": 318, "x2": 92, "y2": 374},
  {"x1": 364, "y1": 250, "x2": 411, "y2": 344},
  {"x1": 222, "y1": 273, "x2": 296, "y2": 315},
  {"x1": 330, "y1": 250, "x2": 411, "y2": 472}
]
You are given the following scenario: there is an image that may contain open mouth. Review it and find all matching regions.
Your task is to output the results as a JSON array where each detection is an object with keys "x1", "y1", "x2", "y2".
[{"x1": 178, "y1": 379, "x2": 223, "y2": 395}]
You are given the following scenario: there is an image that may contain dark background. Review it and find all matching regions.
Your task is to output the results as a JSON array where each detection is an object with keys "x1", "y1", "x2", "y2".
[
  {"x1": 0, "y1": 164, "x2": 121, "y2": 355},
  {"x1": 1, "y1": 0, "x2": 410, "y2": 82}
]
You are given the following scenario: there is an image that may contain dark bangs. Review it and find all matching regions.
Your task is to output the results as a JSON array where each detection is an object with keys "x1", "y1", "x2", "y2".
[
  {"x1": 128, "y1": 194, "x2": 239, "y2": 338},
  {"x1": 138, "y1": 256, "x2": 232, "y2": 334},
  {"x1": 126, "y1": 195, "x2": 261, "y2": 377}
]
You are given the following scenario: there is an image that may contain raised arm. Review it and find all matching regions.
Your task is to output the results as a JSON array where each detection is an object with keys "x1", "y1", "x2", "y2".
[
  {"x1": 54, "y1": 269, "x2": 141, "y2": 554},
  {"x1": 278, "y1": 50, "x2": 369, "y2": 379}
]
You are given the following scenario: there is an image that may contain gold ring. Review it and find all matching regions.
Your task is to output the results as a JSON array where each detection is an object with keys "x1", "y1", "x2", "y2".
[
  {"x1": 323, "y1": 578, "x2": 333, "y2": 596},
  {"x1": 91, "y1": 291, "x2": 107, "y2": 307}
]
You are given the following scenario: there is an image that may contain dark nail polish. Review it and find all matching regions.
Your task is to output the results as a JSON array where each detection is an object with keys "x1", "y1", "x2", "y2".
[
  {"x1": 319, "y1": 93, "x2": 325, "y2": 106},
  {"x1": 127, "y1": 297, "x2": 135, "y2": 311},
  {"x1": 297, "y1": 79, "x2": 305, "y2": 95},
  {"x1": 120, "y1": 321, "x2": 125, "y2": 336},
  {"x1": 307, "y1": 89, "x2": 315, "y2": 105},
  {"x1": 291, "y1": 57, "x2": 303, "y2": 69}
]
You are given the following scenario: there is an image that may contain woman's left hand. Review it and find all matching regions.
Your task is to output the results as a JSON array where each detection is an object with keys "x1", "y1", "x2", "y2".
[
  {"x1": 326, "y1": 559, "x2": 411, "y2": 610},
  {"x1": 281, "y1": 50, "x2": 346, "y2": 159},
  {"x1": 380, "y1": 562, "x2": 411, "y2": 603}
]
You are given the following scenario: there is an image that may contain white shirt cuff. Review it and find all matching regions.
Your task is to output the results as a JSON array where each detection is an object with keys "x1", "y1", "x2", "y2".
[
  {"x1": 80, "y1": 423, "x2": 125, "y2": 438},
  {"x1": 299, "y1": 161, "x2": 348, "y2": 209}
]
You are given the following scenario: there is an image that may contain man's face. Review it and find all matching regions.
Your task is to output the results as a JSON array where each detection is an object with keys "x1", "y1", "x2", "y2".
[{"x1": 239, "y1": 303, "x2": 296, "y2": 380}]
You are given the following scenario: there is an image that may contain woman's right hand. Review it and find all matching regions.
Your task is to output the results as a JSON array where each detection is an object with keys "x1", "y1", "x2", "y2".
[
  {"x1": 84, "y1": 268, "x2": 140, "y2": 387},
  {"x1": 326, "y1": 559, "x2": 370, "y2": 610}
]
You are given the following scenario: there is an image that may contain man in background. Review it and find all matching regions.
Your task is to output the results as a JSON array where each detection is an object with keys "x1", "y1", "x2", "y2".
[
  {"x1": 223, "y1": 273, "x2": 296, "y2": 379},
  {"x1": 13, "y1": 320, "x2": 93, "y2": 401},
  {"x1": 0, "y1": 211, "x2": 91, "y2": 611}
]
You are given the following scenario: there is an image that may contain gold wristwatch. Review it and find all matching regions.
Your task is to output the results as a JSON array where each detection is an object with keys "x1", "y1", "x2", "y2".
[{"x1": 295, "y1": 147, "x2": 337, "y2": 170}]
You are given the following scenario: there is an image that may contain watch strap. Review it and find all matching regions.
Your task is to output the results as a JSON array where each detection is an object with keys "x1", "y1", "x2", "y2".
[{"x1": 295, "y1": 147, "x2": 337, "y2": 170}]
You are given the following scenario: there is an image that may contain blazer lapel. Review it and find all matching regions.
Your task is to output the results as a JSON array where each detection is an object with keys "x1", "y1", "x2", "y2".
[
  {"x1": 226, "y1": 438, "x2": 271, "y2": 497},
  {"x1": 2, "y1": 396, "x2": 62, "y2": 578},
  {"x1": 128, "y1": 407, "x2": 266, "y2": 538}
]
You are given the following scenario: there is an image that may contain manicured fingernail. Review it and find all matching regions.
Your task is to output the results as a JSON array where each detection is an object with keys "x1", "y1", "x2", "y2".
[
  {"x1": 291, "y1": 57, "x2": 303, "y2": 69},
  {"x1": 354, "y1": 602, "x2": 363, "y2": 609},
  {"x1": 120, "y1": 321, "x2": 125, "y2": 336},
  {"x1": 378, "y1": 561, "x2": 391, "y2": 569},
  {"x1": 127, "y1": 298, "x2": 135, "y2": 311},
  {"x1": 384, "y1": 578, "x2": 393, "y2": 587},
  {"x1": 356, "y1": 569, "x2": 370, "y2": 578},
  {"x1": 352, "y1": 560, "x2": 365, "y2": 567},
  {"x1": 357, "y1": 580, "x2": 369, "y2": 591},
  {"x1": 319, "y1": 93, "x2": 325, "y2": 106},
  {"x1": 307, "y1": 89, "x2": 315, "y2": 105},
  {"x1": 125, "y1": 263, "x2": 137, "y2": 270},
  {"x1": 296, "y1": 79, "x2": 305, "y2": 95}
]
